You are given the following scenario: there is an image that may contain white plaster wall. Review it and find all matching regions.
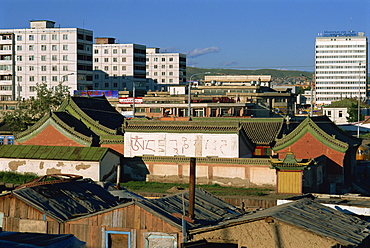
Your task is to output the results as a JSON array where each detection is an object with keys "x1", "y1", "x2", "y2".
[
  {"x1": 182, "y1": 165, "x2": 208, "y2": 178},
  {"x1": 124, "y1": 132, "x2": 239, "y2": 158},
  {"x1": 213, "y1": 166, "x2": 245, "y2": 179},
  {"x1": 250, "y1": 167, "x2": 276, "y2": 185},
  {"x1": 0, "y1": 158, "x2": 101, "y2": 181},
  {"x1": 152, "y1": 164, "x2": 178, "y2": 176}
]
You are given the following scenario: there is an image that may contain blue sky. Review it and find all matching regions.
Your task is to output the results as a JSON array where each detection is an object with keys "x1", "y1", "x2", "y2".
[{"x1": 2, "y1": 0, "x2": 369, "y2": 72}]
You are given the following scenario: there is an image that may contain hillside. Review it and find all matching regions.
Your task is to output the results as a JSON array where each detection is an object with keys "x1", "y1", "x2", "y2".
[{"x1": 186, "y1": 67, "x2": 313, "y2": 80}]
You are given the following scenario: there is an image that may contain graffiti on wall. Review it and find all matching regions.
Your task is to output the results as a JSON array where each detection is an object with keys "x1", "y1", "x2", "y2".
[{"x1": 124, "y1": 133, "x2": 239, "y2": 158}]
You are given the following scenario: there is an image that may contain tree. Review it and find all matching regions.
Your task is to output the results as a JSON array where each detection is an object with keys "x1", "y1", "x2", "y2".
[
  {"x1": 2, "y1": 82, "x2": 70, "y2": 132},
  {"x1": 347, "y1": 103, "x2": 364, "y2": 123}
]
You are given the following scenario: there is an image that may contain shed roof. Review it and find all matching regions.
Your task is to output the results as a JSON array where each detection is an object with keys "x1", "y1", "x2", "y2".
[
  {"x1": 135, "y1": 188, "x2": 245, "y2": 230},
  {"x1": 12, "y1": 178, "x2": 119, "y2": 222},
  {"x1": 0, "y1": 145, "x2": 120, "y2": 161},
  {"x1": 190, "y1": 198, "x2": 370, "y2": 247}
]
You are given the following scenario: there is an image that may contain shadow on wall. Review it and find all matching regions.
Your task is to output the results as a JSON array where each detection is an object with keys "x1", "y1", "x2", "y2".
[{"x1": 121, "y1": 157, "x2": 149, "y2": 182}]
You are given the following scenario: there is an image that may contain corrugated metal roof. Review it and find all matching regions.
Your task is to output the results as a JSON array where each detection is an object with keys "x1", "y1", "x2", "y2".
[
  {"x1": 12, "y1": 178, "x2": 120, "y2": 222},
  {"x1": 190, "y1": 198, "x2": 370, "y2": 247},
  {"x1": 136, "y1": 188, "x2": 245, "y2": 230},
  {"x1": 0, "y1": 145, "x2": 115, "y2": 161}
]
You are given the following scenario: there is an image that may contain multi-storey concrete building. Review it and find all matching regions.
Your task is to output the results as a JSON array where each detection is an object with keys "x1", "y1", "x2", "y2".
[
  {"x1": 0, "y1": 20, "x2": 94, "y2": 101},
  {"x1": 146, "y1": 48, "x2": 186, "y2": 87},
  {"x1": 315, "y1": 31, "x2": 368, "y2": 105},
  {"x1": 93, "y1": 38, "x2": 148, "y2": 94}
]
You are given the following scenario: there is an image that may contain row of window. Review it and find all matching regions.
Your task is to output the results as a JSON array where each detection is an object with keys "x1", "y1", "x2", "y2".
[
  {"x1": 94, "y1": 74, "x2": 127, "y2": 79},
  {"x1": 316, "y1": 65, "x2": 365, "y2": 69},
  {"x1": 17, "y1": 75, "x2": 71, "y2": 83},
  {"x1": 316, "y1": 76, "x2": 367, "y2": 79},
  {"x1": 316, "y1": 50, "x2": 365, "y2": 53},
  {"x1": 20, "y1": 34, "x2": 69, "y2": 41},
  {"x1": 316, "y1": 60, "x2": 365, "y2": 64},
  {"x1": 316, "y1": 55, "x2": 366, "y2": 59},
  {"x1": 147, "y1": 57, "x2": 174, "y2": 62},
  {"x1": 17, "y1": 55, "x2": 69, "y2": 61},
  {"x1": 149, "y1": 72, "x2": 175, "y2": 76},
  {"x1": 316, "y1": 45, "x2": 365, "y2": 48},
  {"x1": 95, "y1": 57, "x2": 128, "y2": 63},
  {"x1": 316, "y1": 71, "x2": 366, "y2": 74},
  {"x1": 16, "y1": 65, "x2": 69, "y2": 72},
  {"x1": 316, "y1": 81, "x2": 366, "y2": 85},
  {"x1": 16, "y1": 44, "x2": 69, "y2": 51},
  {"x1": 316, "y1": 86, "x2": 365, "y2": 90},
  {"x1": 316, "y1": 91, "x2": 365, "y2": 95},
  {"x1": 95, "y1": 49, "x2": 127, "y2": 54}
]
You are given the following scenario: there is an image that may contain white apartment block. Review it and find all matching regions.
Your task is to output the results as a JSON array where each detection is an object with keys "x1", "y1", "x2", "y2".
[
  {"x1": 146, "y1": 48, "x2": 186, "y2": 87},
  {"x1": 93, "y1": 38, "x2": 147, "y2": 93},
  {"x1": 315, "y1": 31, "x2": 368, "y2": 105},
  {"x1": 0, "y1": 20, "x2": 93, "y2": 100}
]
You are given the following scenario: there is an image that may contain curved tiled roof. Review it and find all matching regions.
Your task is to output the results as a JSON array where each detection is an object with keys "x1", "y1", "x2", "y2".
[
  {"x1": 59, "y1": 96, "x2": 124, "y2": 135},
  {"x1": 274, "y1": 116, "x2": 360, "y2": 153},
  {"x1": 241, "y1": 120, "x2": 284, "y2": 145}
]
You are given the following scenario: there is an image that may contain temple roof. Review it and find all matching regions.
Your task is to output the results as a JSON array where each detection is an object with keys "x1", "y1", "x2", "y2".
[
  {"x1": 273, "y1": 116, "x2": 361, "y2": 153},
  {"x1": 58, "y1": 96, "x2": 124, "y2": 135}
]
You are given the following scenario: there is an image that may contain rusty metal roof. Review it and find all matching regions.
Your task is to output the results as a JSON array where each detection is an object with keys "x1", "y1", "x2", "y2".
[
  {"x1": 12, "y1": 178, "x2": 119, "y2": 222},
  {"x1": 0, "y1": 145, "x2": 120, "y2": 161}
]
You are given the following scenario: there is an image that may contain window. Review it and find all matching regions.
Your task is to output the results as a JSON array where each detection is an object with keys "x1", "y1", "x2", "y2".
[
  {"x1": 63, "y1": 55, "x2": 68, "y2": 61},
  {"x1": 122, "y1": 49, "x2": 126, "y2": 53},
  {"x1": 52, "y1": 76, "x2": 58, "y2": 81},
  {"x1": 113, "y1": 58, "x2": 117, "y2": 62},
  {"x1": 113, "y1": 82, "x2": 118, "y2": 87},
  {"x1": 162, "y1": 72, "x2": 165, "y2": 76},
  {"x1": 17, "y1": 56, "x2": 22, "y2": 61},
  {"x1": 17, "y1": 76, "x2": 22, "y2": 82},
  {"x1": 63, "y1": 45, "x2": 68, "y2": 51},
  {"x1": 17, "y1": 35, "x2": 22, "y2": 41},
  {"x1": 17, "y1": 45, "x2": 22, "y2": 51},
  {"x1": 41, "y1": 45, "x2": 46, "y2": 51},
  {"x1": 161, "y1": 65, "x2": 165, "y2": 69},
  {"x1": 339, "y1": 111, "x2": 343, "y2": 117},
  {"x1": 104, "y1": 82, "x2": 109, "y2": 88},
  {"x1": 41, "y1": 76, "x2": 46, "y2": 81},
  {"x1": 29, "y1": 55, "x2": 34, "y2": 61},
  {"x1": 104, "y1": 58, "x2": 109, "y2": 62},
  {"x1": 94, "y1": 66, "x2": 99, "y2": 70},
  {"x1": 17, "y1": 66, "x2": 22, "y2": 71},
  {"x1": 52, "y1": 55, "x2": 57, "y2": 61},
  {"x1": 162, "y1": 79, "x2": 165, "y2": 83},
  {"x1": 169, "y1": 72, "x2": 173, "y2": 75},
  {"x1": 94, "y1": 74, "x2": 99, "y2": 79},
  {"x1": 169, "y1": 79, "x2": 173, "y2": 83},
  {"x1": 52, "y1": 45, "x2": 57, "y2": 51},
  {"x1": 169, "y1": 65, "x2": 173, "y2": 68},
  {"x1": 154, "y1": 65, "x2": 158, "y2": 69},
  {"x1": 29, "y1": 45, "x2": 34, "y2": 51},
  {"x1": 122, "y1": 58, "x2": 126, "y2": 62},
  {"x1": 113, "y1": 66, "x2": 117, "y2": 71},
  {"x1": 29, "y1": 35, "x2": 34, "y2": 40},
  {"x1": 63, "y1": 34, "x2": 68, "y2": 40},
  {"x1": 29, "y1": 76, "x2": 35, "y2": 82},
  {"x1": 29, "y1": 66, "x2": 34, "y2": 71},
  {"x1": 94, "y1": 58, "x2": 99, "y2": 62},
  {"x1": 154, "y1": 72, "x2": 158, "y2": 76},
  {"x1": 154, "y1": 58, "x2": 158, "y2": 62},
  {"x1": 94, "y1": 49, "x2": 99, "y2": 54},
  {"x1": 162, "y1": 58, "x2": 165, "y2": 62},
  {"x1": 29, "y1": 86, "x2": 36, "y2": 92},
  {"x1": 52, "y1": 66, "x2": 57, "y2": 71},
  {"x1": 41, "y1": 35, "x2": 46, "y2": 40},
  {"x1": 52, "y1": 34, "x2": 57, "y2": 40},
  {"x1": 41, "y1": 55, "x2": 46, "y2": 61},
  {"x1": 7, "y1": 137, "x2": 14, "y2": 145},
  {"x1": 169, "y1": 57, "x2": 173, "y2": 61},
  {"x1": 63, "y1": 65, "x2": 68, "y2": 71},
  {"x1": 122, "y1": 66, "x2": 126, "y2": 70},
  {"x1": 113, "y1": 49, "x2": 117, "y2": 54},
  {"x1": 104, "y1": 49, "x2": 108, "y2": 54},
  {"x1": 104, "y1": 66, "x2": 109, "y2": 71}
]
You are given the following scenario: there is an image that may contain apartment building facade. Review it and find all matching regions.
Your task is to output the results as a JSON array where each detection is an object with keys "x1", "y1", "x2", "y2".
[
  {"x1": 315, "y1": 31, "x2": 368, "y2": 105},
  {"x1": 93, "y1": 38, "x2": 148, "y2": 93},
  {"x1": 0, "y1": 20, "x2": 94, "y2": 101},
  {"x1": 146, "y1": 47, "x2": 186, "y2": 88}
]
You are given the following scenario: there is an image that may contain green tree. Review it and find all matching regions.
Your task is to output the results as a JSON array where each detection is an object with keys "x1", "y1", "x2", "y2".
[
  {"x1": 347, "y1": 103, "x2": 364, "y2": 122},
  {"x1": 2, "y1": 82, "x2": 70, "y2": 132}
]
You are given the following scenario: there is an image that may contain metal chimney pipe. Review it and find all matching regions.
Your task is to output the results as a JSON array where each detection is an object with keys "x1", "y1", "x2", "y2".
[{"x1": 188, "y1": 157, "x2": 196, "y2": 219}]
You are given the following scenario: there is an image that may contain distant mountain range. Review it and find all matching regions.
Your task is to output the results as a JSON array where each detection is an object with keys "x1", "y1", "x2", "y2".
[{"x1": 186, "y1": 67, "x2": 314, "y2": 80}]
